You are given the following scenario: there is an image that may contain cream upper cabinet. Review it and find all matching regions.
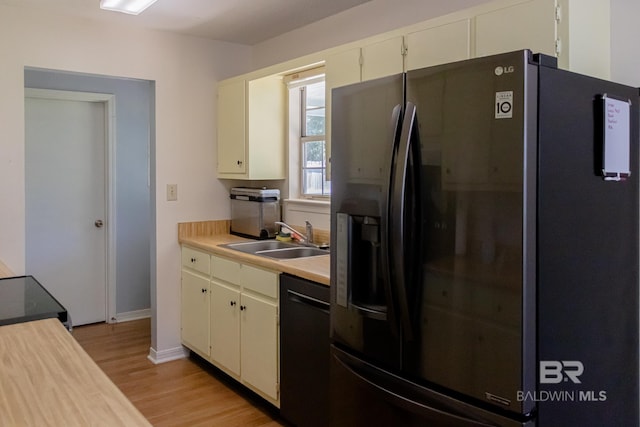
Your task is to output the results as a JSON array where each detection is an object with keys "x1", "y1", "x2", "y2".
[
  {"x1": 180, "y1": 247, "x2": 211, "y2": 358},
  {"x1": 217, "y1": 75, "x2": 286, "y2": 179},
  {"x1": 405, "y1": 19, "x2": 472, "y2": 71},
  {"x1": 325, "y1": 47, "x2": 362, "y2": 90},
  {"x1": 475, "y1": 0, "x2": 557, "y2": 59},
  {"x1": 555, "y1": 0, "x2": 610, "y2": 80},
  {"x1": 361, "y1": 36, "x2": 405, "y2": 81},
  {"x1": 217, "y1": 80, "x2": 245, "y2": 175},
  {"x1": 324, "y1": 47, "x2": 362, "y2": 181},
  {"x1": 475, "y1": 0, "x2": 610, "y2": 79}
]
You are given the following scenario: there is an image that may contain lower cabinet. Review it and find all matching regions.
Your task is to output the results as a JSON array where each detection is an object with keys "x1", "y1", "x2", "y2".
[
  {"x1": 181, "y1": 249, "x2": 211, "y2": 359},
  {"x1": 181, "y1": 246, "x2": 281, "y2": 407},
  {"x1": 210, "y1": 281, "x2": 240, "y2": 375},
  {"x1": 181, "y1": 270, "x2": 211, "y2": 357},
  {"x1": 209, "y1": 276, "x2": 280, "y2": 401},
  {"x1": 240, "y1": 292, "x2": 279, "y2": 400}
]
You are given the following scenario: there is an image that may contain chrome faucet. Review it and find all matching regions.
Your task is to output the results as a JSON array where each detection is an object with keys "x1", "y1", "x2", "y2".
[
  {"x1": 275, "y1": 221, "x2": 314, "y2": 246},
  {"x1": 305, "y1": 221, "x2": 314, "y2": 245}
]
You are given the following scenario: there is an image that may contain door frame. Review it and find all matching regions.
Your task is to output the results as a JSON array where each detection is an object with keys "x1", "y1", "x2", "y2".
[{"x1": 25, "y1": 88, "x2": 117, "y2": 323}]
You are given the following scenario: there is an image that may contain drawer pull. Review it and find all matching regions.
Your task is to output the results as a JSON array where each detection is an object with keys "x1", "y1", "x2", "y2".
[
  {"x1": 240, "y1": 305, "x2": 246, "y2": 311},
  {"x1": 201, "y1": 288, "x2": 207, "y2": 294},
  {"x1": 230, "y1": 301, "x2": 237, "y2": 306}
]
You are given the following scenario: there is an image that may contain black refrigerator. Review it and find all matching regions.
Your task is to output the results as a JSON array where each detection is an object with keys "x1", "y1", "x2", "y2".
[{"x1": 329, "y1": 50, "x2": 639, "y2": 426}]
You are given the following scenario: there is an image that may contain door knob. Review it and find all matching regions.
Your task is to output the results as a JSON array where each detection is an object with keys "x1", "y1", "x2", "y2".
[{"x1": 95, "y1": 219, "x2": 104, "y2": 228}]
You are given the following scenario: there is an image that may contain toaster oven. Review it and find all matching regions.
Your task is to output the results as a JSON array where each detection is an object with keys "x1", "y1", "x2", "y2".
[{"x1": 230, "y1": 187, "x2": 280, "y2": 239}]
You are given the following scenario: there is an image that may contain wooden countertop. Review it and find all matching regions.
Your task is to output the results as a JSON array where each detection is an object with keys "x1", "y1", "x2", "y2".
[
  {"x1": 0, "y1": 318, "x2": 151, "y2": 426},
  {"x1": 179, "y1": 234, "x2": 330, "y2": 286}
]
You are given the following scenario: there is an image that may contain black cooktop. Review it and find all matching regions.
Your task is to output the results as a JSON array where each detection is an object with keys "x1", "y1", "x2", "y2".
[{"x1": 0, "y1": 275, "x2": 68, "y2": 327}]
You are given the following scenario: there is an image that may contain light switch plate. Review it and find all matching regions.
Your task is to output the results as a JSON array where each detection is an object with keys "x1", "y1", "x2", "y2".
[{"x1": 167, "y1": 184, "x2": 178, "y2": 201}]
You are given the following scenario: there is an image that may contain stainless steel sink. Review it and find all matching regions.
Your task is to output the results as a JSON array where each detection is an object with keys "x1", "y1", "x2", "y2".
[
  {"x1": 220, "y1": 241, "x2": 329, "y2": 259},
  {"x1": 257, "y1": 247, "x2": 329, "y2": 259},
  {"x1": 221, "y1": 240, "x2": 298, "y2": 253}
]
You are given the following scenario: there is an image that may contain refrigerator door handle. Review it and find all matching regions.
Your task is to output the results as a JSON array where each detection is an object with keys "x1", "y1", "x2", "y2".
[
  {"x1": 332, "y1": 347, "x2": 500, "y2": 427},
  {"x1": 381, "y1": 103, "x2": 404, "y2": 334},
  {"x1": 389, "y1": 102, "x2": 418, "y2": 340}
]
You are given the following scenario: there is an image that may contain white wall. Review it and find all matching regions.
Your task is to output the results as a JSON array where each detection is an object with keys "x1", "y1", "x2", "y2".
[{"x1": 0, "y1": 5, "x2": 251, "y2": 356}]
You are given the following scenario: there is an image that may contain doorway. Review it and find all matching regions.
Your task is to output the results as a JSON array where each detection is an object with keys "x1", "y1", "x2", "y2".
[{"x1": 25, "y1": 89, "x2": 115, "y2": 326}]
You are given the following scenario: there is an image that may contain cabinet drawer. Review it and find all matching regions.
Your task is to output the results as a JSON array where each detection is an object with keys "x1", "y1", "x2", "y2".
[
  {"x1": 182, "y1": 247, "x2": 211, "y2": 275},
  {"x1": 211, "y1": 255, "x2": 242, "y2": 284},
  {"x1": 240, "y1": 264, "x2": 279, "y2": 299},
  {"x1": 212, "y1": 255, "x2": 278, "y2": 298}
]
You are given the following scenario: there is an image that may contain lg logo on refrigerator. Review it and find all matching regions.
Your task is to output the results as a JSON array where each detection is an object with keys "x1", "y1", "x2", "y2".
[
  {"x1": 494, "y1": 65, "x2": 515, "y2": 76},
  {"x1": 540, "y1": 360, "x2": 584, "y2": 384}
]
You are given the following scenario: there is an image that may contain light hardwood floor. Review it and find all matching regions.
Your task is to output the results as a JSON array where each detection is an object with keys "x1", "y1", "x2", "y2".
[{"x1": 72, "y1": 319, "x2": 286, "y2": 427}]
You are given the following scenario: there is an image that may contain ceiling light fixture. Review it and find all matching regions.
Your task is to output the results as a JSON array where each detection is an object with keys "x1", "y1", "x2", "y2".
[{"x1": 100, "y1": 0, "x2": 158, "y2": 15}]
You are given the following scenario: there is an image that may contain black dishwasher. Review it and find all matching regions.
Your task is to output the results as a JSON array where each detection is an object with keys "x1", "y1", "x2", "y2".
[{"x1": 280, "y1": 274, "x2": 330, "y2": 427}]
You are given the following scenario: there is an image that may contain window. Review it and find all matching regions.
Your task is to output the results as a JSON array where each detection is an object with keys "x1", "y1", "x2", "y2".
[
  {"x1": 300, "y1": 80, "x2": 330, "y2": 196},
  {"x1": 286, "y1": 67, "x2": 329, "y2": 200}
]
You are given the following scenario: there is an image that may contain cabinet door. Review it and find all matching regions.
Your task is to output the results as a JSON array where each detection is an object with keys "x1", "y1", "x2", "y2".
[
  {"x1": 240, "y1": 293, "x2": 279, "y2": 400},
  {"x1": 556, "y1": 0, "x2": 610, "y2": 79},
  {"x1": 325, "y1": 47, "x2": 362, "y2": 90},
  {"x1": 181, "y1": 270, "x2": 210, "y2": 357},
  {"x1": 361, "y1": 36, "x2": 405, "y2": 81},
  {"x1": 217, "y1": 79, "x2": 246, "y2": 175},
  {"x1": 475, "y1": 0, "x2": 556, "y2": 58},
  {"x1": 406, "y1": 20, "x2": 471, "y2": 71},
  {"x1": 325, "y1": 47, "x2": 362, "y2": 181},
  {"x1": 246, "y1": 75, "x2": 286, "y2": 179},
  {"x1": 210, "y1": 280, "x2": 241, "y2": 376}
]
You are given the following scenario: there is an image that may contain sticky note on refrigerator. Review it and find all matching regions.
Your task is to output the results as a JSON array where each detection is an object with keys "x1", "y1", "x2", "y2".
[{"x1": 601, "y1": 95, "x2": 631, "y2": 181}]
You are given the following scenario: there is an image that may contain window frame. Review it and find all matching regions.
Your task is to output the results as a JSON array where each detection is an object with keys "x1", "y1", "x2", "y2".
[
  {"x1": 286, "y1": 70, "x2": 329, "y2": 200},
  {"x1": 299, "y1": 80, "x2": 328, "y2": 198}
]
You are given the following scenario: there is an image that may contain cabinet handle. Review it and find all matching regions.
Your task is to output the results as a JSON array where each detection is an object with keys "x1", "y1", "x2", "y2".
[
  {"x1": 230, "y1": 301, "x2": 236, "y2": 306},
  {"x1": 191, "y1": 257, "x2": 196, "y2": 263},
  {"x1": 240, "y1": 305, "x2": 246, "y2": 311},
  {"x1": 237, "y1": 160, "x2": 243, "y2": 166},
  {"x1": 201, "y1": 288, "x2": 207, "y2": 293}
]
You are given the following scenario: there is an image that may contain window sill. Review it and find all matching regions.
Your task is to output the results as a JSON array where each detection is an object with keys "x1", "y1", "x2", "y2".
[{"x1": 283, "y1": 198, "x2": 330, "y2": 207}]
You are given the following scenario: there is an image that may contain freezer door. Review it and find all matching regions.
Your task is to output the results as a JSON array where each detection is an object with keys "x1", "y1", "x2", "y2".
[
  {"x1": 403, "y1": 50, "x2": 538, "y2": 416},
  {"x1": 330, "y1": 345, "x2": 533, "y2": 427}
]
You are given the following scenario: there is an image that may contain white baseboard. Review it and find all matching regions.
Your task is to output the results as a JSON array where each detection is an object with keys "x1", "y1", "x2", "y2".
[
  {"x1": 112, "y1": 308, "x2": 151, "y2": 323},
  {"x1": 147, "y1": 346, "x2": 188, "y2": 364}
]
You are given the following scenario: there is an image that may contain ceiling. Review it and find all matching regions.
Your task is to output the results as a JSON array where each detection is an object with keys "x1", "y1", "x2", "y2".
[{"x1": 0, "y1": 0, "x2": 373, "y2": 45}]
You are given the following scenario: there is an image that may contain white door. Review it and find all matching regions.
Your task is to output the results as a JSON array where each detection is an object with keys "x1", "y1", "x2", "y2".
[{"x1": 25, "y1": 91, "x2": 111, "y2": 326}]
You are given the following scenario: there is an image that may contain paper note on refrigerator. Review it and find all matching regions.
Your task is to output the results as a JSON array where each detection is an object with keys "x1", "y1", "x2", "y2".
[{"x1": 602, "y1": 95, "x2": 631, "y2": 181}]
